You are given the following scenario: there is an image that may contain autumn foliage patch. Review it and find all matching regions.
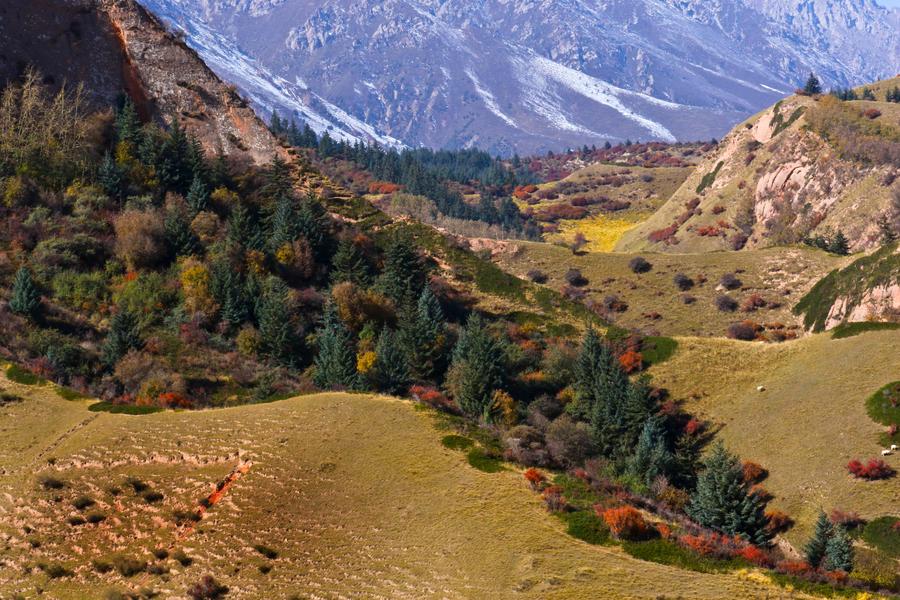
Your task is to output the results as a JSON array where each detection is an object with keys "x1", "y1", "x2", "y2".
[
  {"x1": 598, "y1": 506, "x2": 654, "y2": 541},
  {"x1": 847, "y1": 458, "x2": 896, "y2": 480}
]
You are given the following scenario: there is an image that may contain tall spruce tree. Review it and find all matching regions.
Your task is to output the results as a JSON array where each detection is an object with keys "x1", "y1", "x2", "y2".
[
  {"x1": 157, "y1": 118, "x2": 192, "y2": 194},
  {"x1": 823, "y1": 526, "x2": 854, "y2": 572},
  {"x1": 257, "y1": 277, "x2": 294, "y2": 363},
  {"x1": 313, "y1": 301, "x2": 360, "y2": 389},
  {"x1": 828, "y1": 231, "x2": 849, "y2": 256},
  {"x1": 186, "y1": 176, "x2": 210, "y2": 214},
  {"x1": 261, "y1": 156, "x2": 293, "y2": 203},
  {"x1": 373, "y1": 328, "x2": 411, "y2": 395},
  {"x1": 115, "y1": 99, "x2": 143, "y2": 148},
  {"x1": 268, "y1": 194, "x2": 300, "y2": 252},
  {"x1": 687, "y1": 442, "x2": 772, "y2": 546},
  {"x1": 804, "y1": 73, "x2": 822, "y2": 95},
  {"x1": 378, "y1": 234, "x2": 426, "y2": 308},
  {"x1": 628, "y1": 415, "x2": 674, "y2": 488},
  {"x1": 449, "y1": 314, "x2": 504, "y2": 421},
  {"x1": 165, "y1": 207, "x2": 199, "y2": 257},
  {"x1": 400, "y1": 285, "x2": 448, "y2": 381},
  {"x1": 9, "y1": 267, "x2": 41, "y2": 319},
  {"x1": 98, "y1": 152, "x2": 125, "y2": 201},
  {"x1": 805, "y1": 511, "x2": 834, "y2": 569},
  {"x1": 102, "y1": 309, "x2": 141, "y2": 367},
  {"x1": 331, "y1": 239, "x2": 372, "y2": 286},
  {"x1": 296, "y1": 194, "x2": 332, "y2": 263}
]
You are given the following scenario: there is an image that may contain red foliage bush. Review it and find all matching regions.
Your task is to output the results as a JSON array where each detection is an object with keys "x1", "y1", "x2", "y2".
[
  {"x1": 737, "y1": 545, "x2": 771, "y2": 567},
  {"x1": 712, "y1": 205, "x2": 726, "y2": 214},
  {"x1": 776, "y1": 560, "x2": 812, "y2": 576},
  {"x1": 599, "y1": 506, "x2": 654, "y2": 540},
  {"x1": 619, "y1": 350, "x2": 644, "y2": 374},
  {"x1": 534, "y1": 203, "x2": 588, "y2": 222},
  {"x1": 829, "y1": 509, "x2": 865, "y2": 529},
  {"x1": 368, "y1": 181, "x2": 402, "y2": 194},
  {"x1": 157, "y1": 392, "x2": 192, "y2": 409},
  {"x1": 542, "y1": 485, "x2": 567, "y2": 513},
  {"x1": 684, "y1": 418, "x2": 704, "y2": 437},
  {"x1": 410, "y1": 385, "x2": 459, "y2": 414},
  {"x1": 862, "y1": 108, "x2": 882, "y2": 120},
  {"x1": 742, "y1": 460, "x2": 768, "y2": 483},
  {"x1": 696, "y1": 225, "x2": 722, "y2": 237},
  {"x1": 648, "y1": 224, "x2": 679, "y2": 244},
  {"x1": 524, "y1": 468, "x2": 546, "y2": 491},
  {"x1": 847, "y1": 458, "x2": 896, "y2": 480}
]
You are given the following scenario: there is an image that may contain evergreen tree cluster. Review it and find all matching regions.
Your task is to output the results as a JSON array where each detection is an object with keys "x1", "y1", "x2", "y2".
[
  {"x1": 803, "y1": 231, "x2": 850, "y2": 255},
  {"x1": 804, "y1": 512, "x2": 854, "y2": 572},
  {"x1": 886, "y1": 86, "x2": 900, "y2": 103}
]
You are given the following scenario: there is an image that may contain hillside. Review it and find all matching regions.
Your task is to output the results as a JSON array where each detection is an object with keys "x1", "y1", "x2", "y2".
[
  {"x1": 617, "y1": 80, "x2": 900, "y2": 254},
  {"x1": 0, "y1": 375, "x2": 825, "y2": 600}
]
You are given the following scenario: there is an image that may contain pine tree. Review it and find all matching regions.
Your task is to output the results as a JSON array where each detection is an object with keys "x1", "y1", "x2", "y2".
[
  {"x1": 330, "y1": 239, "x2": 372, "y2": 286},
  {"x1": 165, "y1": 207, "x2": 199, "y2": 258},
  {"x1": 257, "y1": 277, "x2": 294, "y2": 364},
  {"x1": 823, "y1": 526, "x2": 854, "y2": 572},
  {"x1": 620, "y1": 375, "x2": 657, "y2": 452},
  {"x1": 227, "y1": 203, "x2": 263, "y2": 250},
  {"x1": 9, "y1": 267, "x2": 41, "y2": 319},
  {"x1": 296, "y1": 194, "x2": 332, "y2": 262},
  {"x1": 373, "y1": 328, "x2": 411, "y2": 395},
  {"x1": 448, "y1": 314, "x2": 504, "y2": 421},
  {"x1": 186, "y1": 176, "x2": 210, "y2": 214},
  {"x1": 400, "y1": 285, "x2": 448, "y2": 381},
  {"x1": 378, "y1": 234, "x2": 426, "y2": 308},
  {"x1": 261, "y1": 156, "x2": 293, "y2": 203},
  {"x1": 828, "y1": 231, "x2": 849, "y2": 256},
  {"x1": 313, "y1": 301, "x2": 360, "y2": 389},
  {"x1": 98, "y1": 152, "x2": 125, "y2": 201},
  {"x1": 115, "y1": 99, "x2": 143, "y2": 148},
  {"x1": 688, "y1": 442, "x2": 772, "y2": 546},
  {"x1": 157, "y1": 117, "x2": 192, "y2": 194},
  {"x1": 628, "y1": 415, "x2": 674, "y2": 487},
  {"x1": 804, "y1": 73, "x2": 822, "y2": 95},
  {"x1": 268, "y1": 194, "x2": 299, "y2": 252},
  {"x1": 804, "y1": 511, "x2": 834, "y2": 569},
  {"x1": 102, "y1": 309, "x2": 141, "y2": 367},
  {"x1": 186, "y1": 135, "x2": 208, "y2": 184}
]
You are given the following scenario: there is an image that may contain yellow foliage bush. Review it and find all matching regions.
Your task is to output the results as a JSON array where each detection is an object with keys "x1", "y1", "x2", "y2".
[{"x1": 357, "y1": 350, "x2": 377, "y2": 374}]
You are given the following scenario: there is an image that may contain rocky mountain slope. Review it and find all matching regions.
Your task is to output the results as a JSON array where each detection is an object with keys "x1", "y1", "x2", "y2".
[
  {"x1": 616, "y1": 77, "x2": 900, "y2": 255},
  {"x1": 0, "y1": 0, "x2": 278, "y2": 164},
  {"x1": 136, "y1": 0, "x2": 899, "y2": 154}
]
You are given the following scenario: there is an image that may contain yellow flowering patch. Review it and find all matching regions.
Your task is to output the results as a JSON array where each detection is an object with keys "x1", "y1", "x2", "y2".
[{"x1": 551, "y1": 215, "x2": 644, "y2": 252}]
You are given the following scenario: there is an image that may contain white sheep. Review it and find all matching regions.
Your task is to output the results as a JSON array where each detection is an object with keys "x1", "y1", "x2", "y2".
[
  {"x1": 882, "y1": 449, "x2": 893, "y2": 457},
  {"x1": 892, "y1": 445, "x2": 899, "y2": 452},
  {"x1": 757, "y1": 386, "x2": 766, "y2": 393}
]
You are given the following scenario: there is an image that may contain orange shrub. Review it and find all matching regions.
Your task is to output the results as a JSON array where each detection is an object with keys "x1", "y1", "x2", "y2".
[
  {"x1": 599, "y1": 506, "x2": 653, "y2": 540},
  {"x1": 741, "y1": 460, "x2": 767, "y2": 483},
  {"x1": 368, "y1": 181, "x2": 402, "y2": 195},
  {"x1": 737, "y1": 545, "x2": 770, "y2": 566},
  {"x1": 776, "y1": 560, "x2": 812, "y2": 576},
  {"x1": 618, "y1": 350, "x2": 644, "y2": 374},
  {"x1": 523, "y1": 468, "x2": 546, "y2": 491},
  {"x1": 765, "y1": 509, "x2": 793, "y2": 534}
]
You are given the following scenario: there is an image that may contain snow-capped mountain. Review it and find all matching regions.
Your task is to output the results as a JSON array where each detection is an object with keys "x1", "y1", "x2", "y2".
[{"x1": 138, "y1": 0, "x2": 900, "y2": 154}]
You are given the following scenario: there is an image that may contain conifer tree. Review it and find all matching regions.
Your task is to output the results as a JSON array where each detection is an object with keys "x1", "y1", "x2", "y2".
[
  {"x1": 102, "y1": 309, "x2": 141, "y2": 367},
  {"x1": 157, "y1": 118, "x2": 191, "y2": 193},
  {"x1": 9, "y1": 267, "x2": 41, "y2": 319},
  {"x1": 824, "y1": 526, "x2": 854, "y2": 572},
  {"x1": 98, "y1": 152, "x2": 125, "y2": 201},
  {"x1": 296, "y1": 194, "x2": 332, "y2": 262},
  {"x1": 804, "y1": 73, "x2": 822, "y2": 95},
  {"x1": 804, "y1": 511, "x2": 834, "y2": 569},
  {"x1": 186, "y1": 135, "x2": 208, "y2": 184},
  {"x1": 257, "y1": 277, "x2": 294, "y2": 364},
  {"x1": 262, "y1": 156, "x2": 293, "y2": 204},
  {"x1": 313, "y1": 301, "x2": 360, "y2": 389},
  {"x1": 330, "y1": 239, "x2": 372, "y2": 286},
  {"x1": 400, "y1": 285, "x2": 448, "y2": 381},
  {"x1": 620, "y1": 375, "x2": 657, "y2": 451},
  {"x1": 227, "y1": 203, "x2": 263, "y2": 250},
  {"x1": 186, "y1": 176, "x2": 210, "y2": 214},
  {"x1": 115, "y1": 99, "x2": 143, "y2": 148},
  {"x1": 628, "y1": 415, "x2": 674, "y2": 487},
  {"x1": 373, "y1": 328, "x2": 411, "y2": 395},
  {"x1": 448, "y1": 314, "x2": 504, "y2": 421},
  {"x1": 268, "y1": 194, "x2": 299, "y2": 252},
  {"x1": 828, "y1": 231, "x2": 849, "y2": 256},
  {"x1": 688, "y1": 442, "x2": 772, "y2": 546},
  {"x1": 378, "y1": 234, "x2": 426, "y2": 310},
  {"x1": 165, "y1": 208, "x2": 199, "y2": 258}
]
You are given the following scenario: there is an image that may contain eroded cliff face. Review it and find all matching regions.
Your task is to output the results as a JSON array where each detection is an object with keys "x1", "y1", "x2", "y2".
[
  {"x1": 0, "y1": 0, "x2": 278, "y2": 165},
  {"x1": 824, "y1": 283, "x2": 900, "y2": 330}
]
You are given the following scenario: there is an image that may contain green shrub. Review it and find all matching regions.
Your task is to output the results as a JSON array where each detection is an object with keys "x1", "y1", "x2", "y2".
[
  {"x1": 56, "y1": 386, "x2": 88, "y2": 401},
  {"x1": 88, "y1": 402, "x2": 163, "y2": 415},
  {"x1": 641, "y1": 337, "x2": 678, "y2": 366},
  {"x1": 560, "y1": 511, "x2": 611, "y2": 545},
  {"x1": 866, "y1": 381, "x2": 900, "y2": 428},
  {"x1": 111, "y1": 555, "x2": 146, "y2": 577},
  {"x1": 696, "y1": 161, "x2": 724, "y2": 194},
  {"x1": 621, "y1": 538, "x2": 742, "y2": 573},
  {"x1": 852, "y1": 547, "x2": 899, "y2": 590},
  {"x1": 253, "y1": 544, "x2": 278, "y2": 560},
  {"x1": 861, "y1": 516, "x2": 900, "y2": 558},
  {"x1": 466, "y1": 448, "x2": 504, "y2": 473},
  {"x1": 6, "y1": 364, "x2": 43, "y2": 385},
  {"x1": 51, "y1": 270, "x2": 110, "y2": 313},
  {"x1": 72, "y1": 495, "x2": 95, "y2": 510},
  {"x1": 40, "y1": 562, "x2": 73, "y2": 579},
  {"x1": 38, "y1": 474, "x2": 65, "y2": 490},
  {"x1": 441, "y1": 435, "x2": 474, "y2": 451}
]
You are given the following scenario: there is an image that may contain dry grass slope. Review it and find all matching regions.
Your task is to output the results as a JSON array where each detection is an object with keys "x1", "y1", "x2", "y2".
[{"x1": 0, "y1": 377, "x2": 824, "y2": 599}]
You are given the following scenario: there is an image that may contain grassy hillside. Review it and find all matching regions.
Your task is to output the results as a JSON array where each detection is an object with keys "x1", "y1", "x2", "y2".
[
  {"x1": 494, "y1": 242, "x2": 845, "y2": 337},
  {"x1": 649, "y1": 330, "x2": 900, "y2": 542},
  {"x1": 616, "y1": 79, "x2": 900, "y2": 254},
  {"x1": 0, "y1": 377, "x2": 820, "y2": 600}
]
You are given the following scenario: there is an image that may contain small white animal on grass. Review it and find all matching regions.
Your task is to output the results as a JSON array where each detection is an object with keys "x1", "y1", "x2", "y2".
[
  {"x1": 882, "y1": 449, "x2": 893, "y2": 456},
  {"x1": 757, "y1": 386, "x2": 766, "y2": 392},
  {"x1": 892, "y1": 445, "x2": 899, "y2": 452}
]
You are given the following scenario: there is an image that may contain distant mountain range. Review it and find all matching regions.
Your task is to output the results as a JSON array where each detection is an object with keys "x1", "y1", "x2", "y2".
[{"x1": 137, "y1": 0, "x2": 900, "y2": 154}]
